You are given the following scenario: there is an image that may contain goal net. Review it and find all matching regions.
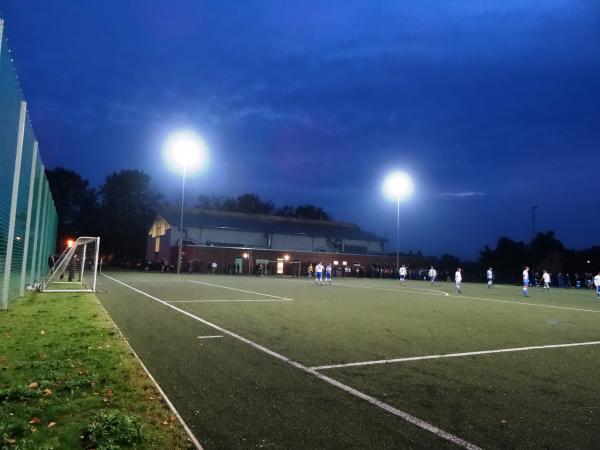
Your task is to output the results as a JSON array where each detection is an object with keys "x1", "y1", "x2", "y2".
[{"x1": 42, "y1": 237, "x2": 100, "y2": 292}]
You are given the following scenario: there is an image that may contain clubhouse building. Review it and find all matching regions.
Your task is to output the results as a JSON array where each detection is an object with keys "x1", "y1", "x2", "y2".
[{"x1": 146, "y1": 208, "x2": 433, "y2": 275}]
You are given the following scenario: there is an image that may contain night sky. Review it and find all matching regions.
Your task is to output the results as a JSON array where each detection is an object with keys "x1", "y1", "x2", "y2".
[{"x1": 1, "y1": 1, "x2": 599, "y2": 258}]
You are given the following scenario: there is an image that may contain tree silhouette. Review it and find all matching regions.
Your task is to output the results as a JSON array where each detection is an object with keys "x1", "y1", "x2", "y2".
[
  {"x1": 46, "y1": 167, "x2": 98, "y2": 247},
  {"x1": 99, "y1": 170, "x2": 164, "y2": 261}
]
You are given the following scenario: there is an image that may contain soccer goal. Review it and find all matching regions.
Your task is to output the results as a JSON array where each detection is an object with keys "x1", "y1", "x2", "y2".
[{"x1": 42, "y1": 237, "x2": 100, "y2": 293}]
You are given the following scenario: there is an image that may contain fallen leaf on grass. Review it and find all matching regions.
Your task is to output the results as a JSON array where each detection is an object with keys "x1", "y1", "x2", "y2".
[
  {"x1": 42, "y1": 388, "x2": 53, "y2": 397},
  {"x1": 29, "y1": 417, "x2": 40, "y2": 424},
  {"x1": 6, "y1": 437, "x2": 17, "y2": 444},
  {"x1": 28, "y1": 382, "x2": 39, "y2": 389},
  {"x1": 40, "y1": 330, "x2": 45, "y2": 335},
  {"x1": 47, "y1": 422, "x2": 56, "y2": 428},
  {"x1": 30, "y1": 427, "x2": 37, "y2": 433}
]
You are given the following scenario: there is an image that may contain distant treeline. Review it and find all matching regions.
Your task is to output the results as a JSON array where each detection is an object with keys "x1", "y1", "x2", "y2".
[{"x1": 46, "y1": 167, "x2": 331, "y2": 261}]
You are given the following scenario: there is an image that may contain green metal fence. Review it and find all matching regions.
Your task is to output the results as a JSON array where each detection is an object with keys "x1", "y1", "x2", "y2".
[{"x1": 0, "y1": 18, "x2": 58, "y2": 309}]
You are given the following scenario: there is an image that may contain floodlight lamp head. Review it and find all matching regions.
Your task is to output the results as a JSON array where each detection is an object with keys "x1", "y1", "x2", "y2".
[
  {"x1": 383, "y1": 171, "x2": 414, "y2": 201},
  {"x1": 164, "y1": 130, "x2": 208, "y2": 173}
]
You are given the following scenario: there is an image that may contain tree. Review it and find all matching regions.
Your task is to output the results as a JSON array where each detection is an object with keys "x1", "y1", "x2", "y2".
[
  {"x1": 294, "y1": 204, "x2": 331, "y2": 221},
  {"x1": 46, "y1": 167, "x2": 98, "y2": 247},
  {"x1": 274, "y1": 205, "x2": 296, "y2": 217},
  {"x1": 234, "y1": 193, "x2": 274, "y2": 215},
  {"x1": 196, "y1": 194, "x2": 226, "y2": 210},
  {"x1": 99, "y1": 170, "x2": 164, "y2": 261},
  {"x1": 479, "y1": 236, "x2": 529, "y2": 283},
  {"x1": 531, "y1": 231, "x2": 564, "y2": 263}
]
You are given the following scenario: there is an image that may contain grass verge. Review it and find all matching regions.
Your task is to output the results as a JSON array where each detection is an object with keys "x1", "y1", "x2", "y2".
[{"x1": 0, "y1": 291, "x2": 193, "y2": 449}]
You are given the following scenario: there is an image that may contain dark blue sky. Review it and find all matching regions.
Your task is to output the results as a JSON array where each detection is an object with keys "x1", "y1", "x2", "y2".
[{"x1": 1, "y1": 1, "x2": 599, "y2": 258}]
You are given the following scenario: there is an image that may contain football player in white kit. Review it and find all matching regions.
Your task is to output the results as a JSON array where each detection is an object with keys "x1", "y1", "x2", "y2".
[
  {"x1": 315, "y1": 262, "x2": 324, "y2": 285},
  {"x1": 487, "y1": 267, "x2": 493, "y2": 288},
  {"x1": 428, "y1": 266, "x2": 437, "y2": 285},
  {"x1": 522, "y1": 266, "x2": 530, "y2": 297},
  {"x1": 542, "y1": 270, "x2": 551, "y2": 294},
  {"x1": 455, "y1": 267, "x2": 462, "y2": 293},
  {"x1": 399, "y1": 265, "x2": 407, "y2": 285}
]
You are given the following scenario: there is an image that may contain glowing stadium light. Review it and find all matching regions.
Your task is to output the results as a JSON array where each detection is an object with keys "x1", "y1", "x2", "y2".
[
  {"x1": 164, "y1": 130, "x2": 208, "y2": 174},
  {"x1": 243, "y1": 253, "x2": 249, "y2": 259},
  {"x1": 382, "y1": 171, "x2": 414, "y2": 276},
  {"x1": 164, "y1": 130, "x2": 209, "y2": 274},
  {"x1": 67, "y1": 239, "x2": 75, "y2": 248},
  {"x1": 382, "y1": 171, "x2": 414, "y2": 201},
  {"x1": 284, "y1": 254, "x2": 290, "y2": 261}
]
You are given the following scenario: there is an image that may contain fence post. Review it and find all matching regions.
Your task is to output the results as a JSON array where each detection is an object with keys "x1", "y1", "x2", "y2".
[
  {"x1": 1, "y1": 101, "x2": 27, "y2": 309},
  {"x1": 20, "y1": 141, "x2": 38, "y2": 295},
  {"x1": 29, "y1": 163, "x2": 44, "y2": 285},
  {"x1": 37, "y1": 182, "x2": 49, "y2": 282}
]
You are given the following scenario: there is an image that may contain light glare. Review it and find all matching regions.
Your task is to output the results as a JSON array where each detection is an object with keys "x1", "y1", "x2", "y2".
[
  {"x1": 164, "y1": 130, "x2": 208, "y2": 173},
  {"x1": 383, "y1": 171, "x2": 414, "y2": 201}
]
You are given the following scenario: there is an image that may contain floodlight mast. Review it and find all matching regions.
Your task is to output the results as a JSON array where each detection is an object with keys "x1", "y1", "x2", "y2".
[
  {"x1": 177, "y1": 165, "x2": 186, "y2": 274},
  {"x1": 383, "y1": 171, "x2": 414, "y2": 277},
  {"x1": 165, "y1": 131, "x2": 207, "y2": 275}
]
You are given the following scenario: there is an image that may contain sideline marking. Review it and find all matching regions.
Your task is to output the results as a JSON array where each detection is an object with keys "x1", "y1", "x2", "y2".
[
  {"x1": 102, "y1": 274, "x2": 480, "y2": 450},
  {"x1": 97, "y1": 293, "x2": 204, "y2": 449},
  {"x1": 197, "y1": 335, "x2": 223, "y2": 339},
  {"x1": 311, "y1": 340, "x2": 600, "y2": 371},
  {"x1": 167, "y1": 298, "x2": 292, "y2": 303},
  {"x1": 188, "y1": 280, "x2": 293, "y2": 301},
  {"x1": 334, "y1": 282, "x2": 450, "y2": 297}
]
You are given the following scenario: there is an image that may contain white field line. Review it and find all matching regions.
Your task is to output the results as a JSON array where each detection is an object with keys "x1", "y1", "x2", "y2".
[
  {"x1": 97, "y1": 291, "x2": 204, "y2": 449},
  {"x1": 311, "y1": 340, "x2": 600, "y2": 371},
  {"x1": 101, "y1": 274, "x2": 480, "y2": 450},
  {"x1": 332, "y1": 281, "x2": 600, "y2": 314},
  {"x1": 197, "y1": 335, "x2": 223, "y2": 339},
  {"x1": 446, "y1": 293, "x2": 600, "y2": 314},
  {"x1": 167, "y1": 299, "x2": 292, "y2": 303},
  {"x1": 188, "y1": 280, "x2": 293, "y2": 301},
  {"x1": 334, "y1": 282, "x2": 450, "y2": 297}
]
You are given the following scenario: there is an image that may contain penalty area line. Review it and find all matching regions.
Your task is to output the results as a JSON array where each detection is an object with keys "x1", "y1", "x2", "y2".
[
  {"x1": 167, "y1": 299, "x2": 292, "y2": 303},
  {"x1": 311, "y1": 340, "x2": 600, "y2": 371},
  {"x1": 334, "y1": 282, "x2": 450, "y2": 297},
  {"x1": 101, "y1": 273, "x2": 480, "y2": 450},
  {"x1": 188, "y1": 279, "x2": 293, "y2": 301}
]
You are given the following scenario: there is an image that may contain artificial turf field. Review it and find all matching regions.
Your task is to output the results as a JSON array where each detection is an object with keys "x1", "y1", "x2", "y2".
[{"x1": 96, "y1": 271, "x2": 600, "y2": 449}]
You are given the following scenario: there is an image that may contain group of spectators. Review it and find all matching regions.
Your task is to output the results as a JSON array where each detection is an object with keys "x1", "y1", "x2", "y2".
[{"x1": 531, "y1": 271, "x2": 598, "y2": 289}]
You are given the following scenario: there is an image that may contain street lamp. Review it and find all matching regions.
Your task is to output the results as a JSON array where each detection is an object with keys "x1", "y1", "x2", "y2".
[
  {"x1": 383, "y1": 171, "x2": 414, "y2": 277},
  {"x1": 164, "y1": 130, "x2": 208, "y2": 274}
]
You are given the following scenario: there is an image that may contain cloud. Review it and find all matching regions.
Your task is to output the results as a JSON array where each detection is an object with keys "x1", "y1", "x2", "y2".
[{"x1": 439, "y1": 191, "x2": 485, "y2": 198}]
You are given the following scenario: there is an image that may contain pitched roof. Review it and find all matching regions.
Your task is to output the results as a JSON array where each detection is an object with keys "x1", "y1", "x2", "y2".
[{"x1": 159, "y1": 208, "x2": 386, "y2": 242}]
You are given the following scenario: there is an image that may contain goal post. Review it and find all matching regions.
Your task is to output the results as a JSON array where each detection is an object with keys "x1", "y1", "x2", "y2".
[{"x1": 42, "y1": 236, "x2": 100, "y2": 293}]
